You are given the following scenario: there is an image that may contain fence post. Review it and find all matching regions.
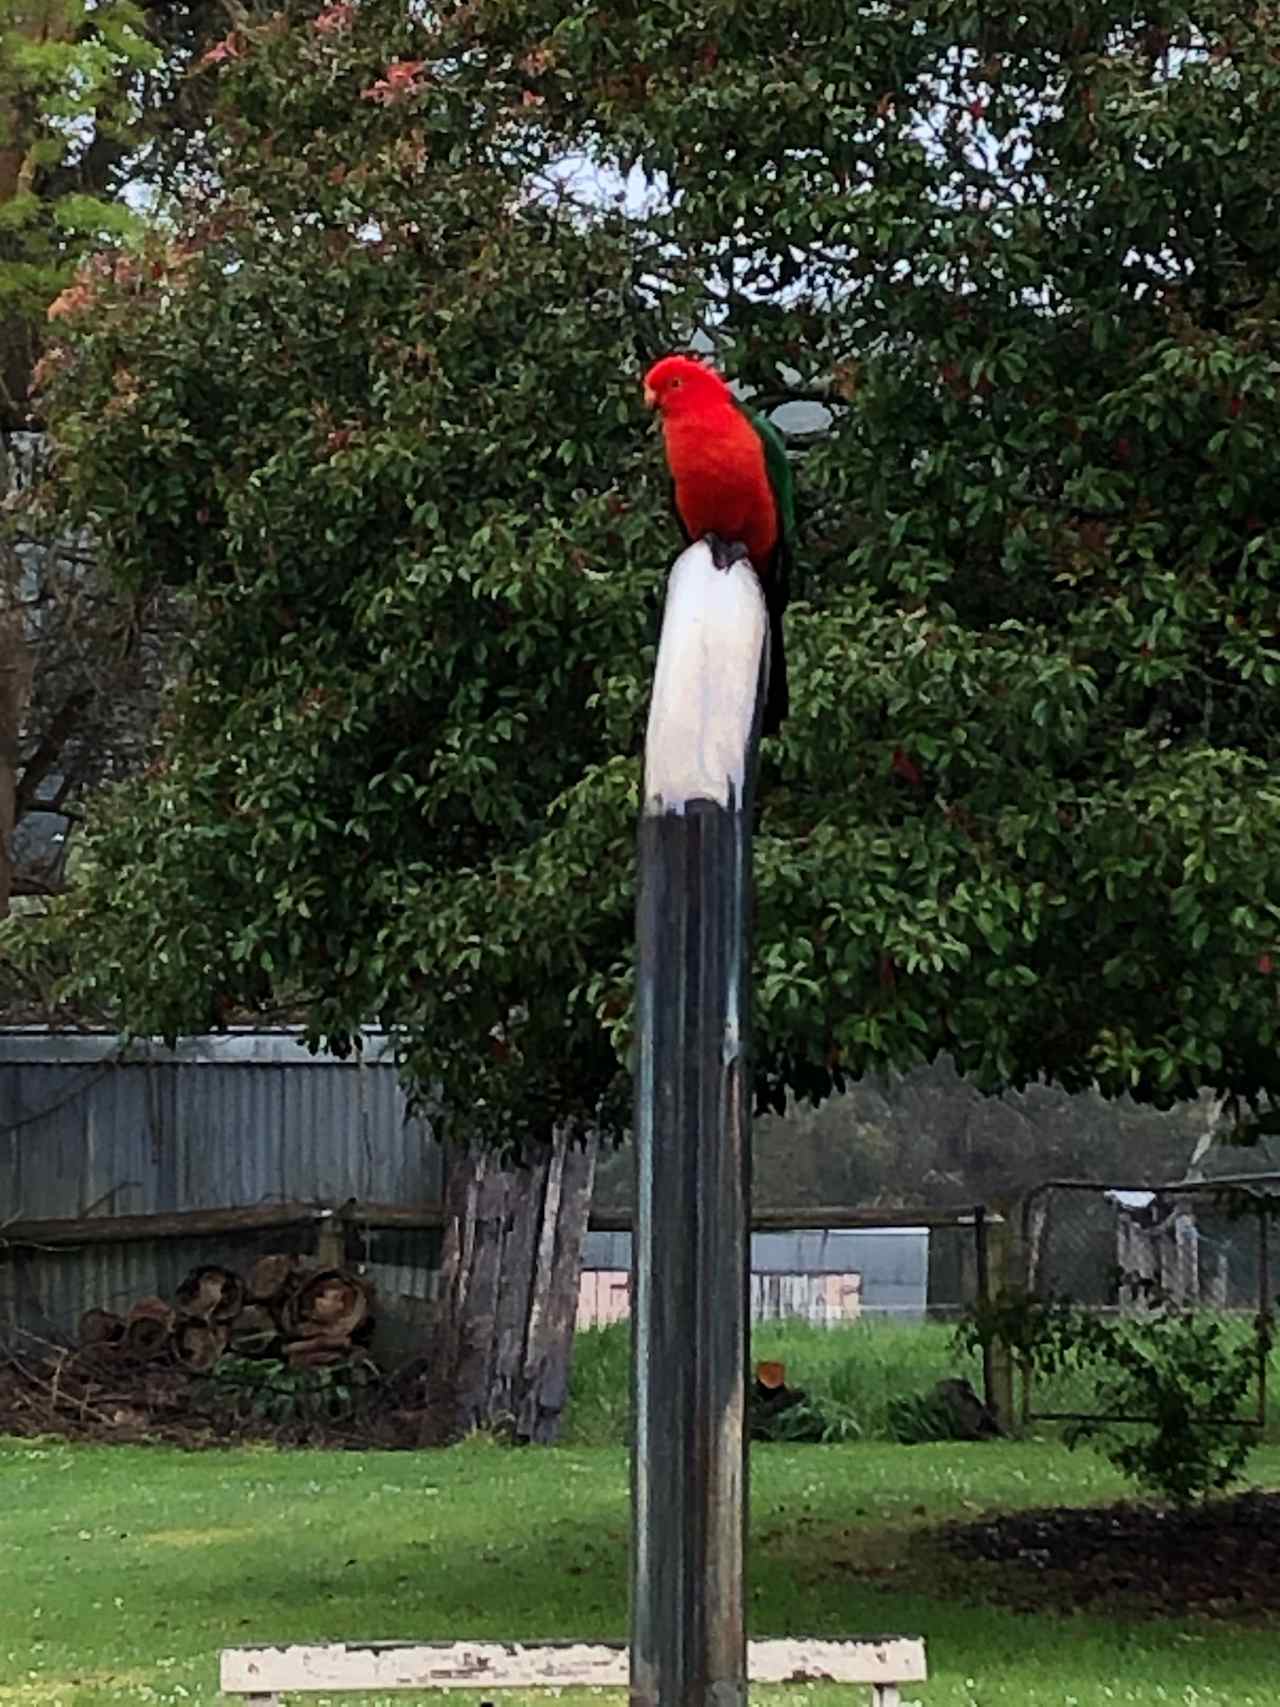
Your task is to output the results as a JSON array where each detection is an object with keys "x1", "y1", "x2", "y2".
[
  {"x1": 1014, "y1": 1190, "x2": 1043, "y2": 1431},
  {"x1": 631, "y1": 540, "x2": 767, "y2": 1707},
  {"x1": 1258, "y1": 1203, "x2": 1271, "y2": 1430},
  {"x1": 984, "y1": 1200, "x2": 1017, "y2": 1433}
]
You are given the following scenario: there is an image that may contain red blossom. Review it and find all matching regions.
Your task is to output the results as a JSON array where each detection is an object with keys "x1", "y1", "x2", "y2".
[
  {"x1": 311, "y1": 3, "x2": 355, "y2": 33},
  {"x1": 30, "y1": 347, "x2": 70, "y2": 390},
  {"x1": 197, "y1": 32, "x2": 243, "y2": 68},
  {"x1": 890, "y1": 747, "x2": 923, "y2": 787},
  {"x1": 361, "y1": 59, "x2": 428, "y2": 104},
  {"x1": 1259, "y1": 954, "x2": 1274, "y2": 975},
  {"x1": 46, "y1": 282, "x2": 94, "y2": 321}
]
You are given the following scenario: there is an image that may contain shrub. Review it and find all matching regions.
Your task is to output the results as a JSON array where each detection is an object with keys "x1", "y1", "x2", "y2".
[
  {"x1": 961, "y1": 1290, "x2": 1271, "y2": 1506},
  {"x1": 1064, "y1": 1310, "x2": 1268, "y2": 1507},
  {"x1": 201, "y1": 1354, "x2": 377, "y2": 1430}
]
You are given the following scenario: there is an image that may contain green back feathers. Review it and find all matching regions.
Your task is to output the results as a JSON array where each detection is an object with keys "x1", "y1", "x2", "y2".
[{"x1": 744, "y1": 406, "x2": 797, "y2": 559}]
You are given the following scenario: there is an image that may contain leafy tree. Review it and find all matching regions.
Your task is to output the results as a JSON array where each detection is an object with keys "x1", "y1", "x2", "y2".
[
  {"x1": 26, "y1": 0, "x2": 1280, "y2": 1154},
  {"x1": 0, "y1": 433, "x2": 175, "y2": 926},
  {"x1": 25, "y1": 0, "x2": 662, "y2": 1130},
  {"x1": 0, "y1": 0, "x2": 156, "y2": 426},
  {"x1": 0, "y1": 0, "x2": 270, "y2": 925},
  {"x1": 0, "y1": 0, "x2": 281, "y2": 426}
]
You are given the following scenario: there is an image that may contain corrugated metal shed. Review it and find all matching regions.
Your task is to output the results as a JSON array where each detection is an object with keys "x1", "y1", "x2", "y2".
[
  {"x1": 580, "y1": 1227, "x2": 928, "y2": 1320},
  {"x1": 0, "y1": 1030, "x2": 442, "y2": 1344}
]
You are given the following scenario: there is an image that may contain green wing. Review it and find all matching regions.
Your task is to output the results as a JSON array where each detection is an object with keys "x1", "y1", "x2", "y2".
[
  {"x1": 744, "y1": 405, "x2": 794, "y2": 735},
  {"x1": 748, "y1": 410, "x2": 796, "y2": 548}
]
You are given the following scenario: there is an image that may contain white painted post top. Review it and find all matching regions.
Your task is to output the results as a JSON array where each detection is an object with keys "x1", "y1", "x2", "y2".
[{"x1": 643, "y1": 540, "x2": 768, "y2": 816}]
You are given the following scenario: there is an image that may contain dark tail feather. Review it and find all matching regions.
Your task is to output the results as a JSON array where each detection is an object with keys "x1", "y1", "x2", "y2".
[{"x1": 762, "y1": 606, "x2": 788, "y2": 736}]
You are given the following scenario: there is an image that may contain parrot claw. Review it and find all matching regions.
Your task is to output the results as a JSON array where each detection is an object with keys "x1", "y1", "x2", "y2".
[{"x1": 704, "y1": 532, "x2": 751, "y2": 572}]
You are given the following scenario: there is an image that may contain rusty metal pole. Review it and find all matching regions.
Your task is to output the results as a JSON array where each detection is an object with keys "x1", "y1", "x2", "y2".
[{"x1": 632, "y1": 540, "x2": 767, "y2": 1707}]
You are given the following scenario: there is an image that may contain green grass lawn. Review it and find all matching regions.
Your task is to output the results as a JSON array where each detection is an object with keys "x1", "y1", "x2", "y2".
[
  {"x1": 567, "y1": 1317, "x2": 1280, "y2": 1445},
  {"x1": 566, "y1": 1318, "x2": 986, "y2": 1446},
  {"x1": 3, "y1": 1435, "x2": 1279, "y2": 1707}
]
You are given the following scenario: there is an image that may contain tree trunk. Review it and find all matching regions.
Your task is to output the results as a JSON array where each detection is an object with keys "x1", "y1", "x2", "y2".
[
  {"x1": 0, "y1": 439, "x2": 33, "y2": 916},
  {"x1": 429, "y1": 1127, "x2": 597, "y2": 1444}
]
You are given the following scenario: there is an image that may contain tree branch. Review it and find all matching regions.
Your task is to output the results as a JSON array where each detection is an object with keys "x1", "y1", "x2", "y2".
[{"x1": 16, "y1": 686, "x2": 93, "y2": 818}]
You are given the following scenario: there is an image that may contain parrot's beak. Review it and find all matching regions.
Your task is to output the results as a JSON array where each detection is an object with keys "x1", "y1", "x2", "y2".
[{"x1": 643, "y1": 383, "x2": 657, "y2": 410}]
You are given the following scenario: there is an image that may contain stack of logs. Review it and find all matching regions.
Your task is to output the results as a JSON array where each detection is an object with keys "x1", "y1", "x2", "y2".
[{"x1": 78, "y1": 1255, "x2": 375, "y2": 1373}]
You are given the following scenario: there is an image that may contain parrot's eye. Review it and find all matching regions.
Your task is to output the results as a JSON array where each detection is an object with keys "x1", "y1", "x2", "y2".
[{"x1": 670, "y1": 378, "x2": 682, "y2": 390}]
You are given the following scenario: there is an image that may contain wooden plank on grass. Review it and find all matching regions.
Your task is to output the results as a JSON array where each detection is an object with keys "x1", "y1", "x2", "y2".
[
  {"x1": 220, "y1": 1637, "x2": 927, "y2": 1694},
  {"x1": 750, "y1": 1639, "x2": 927, "y2": 1683},
  {"x1": 221, "y1": 1642, "x2": 629, "y2": 1693}
]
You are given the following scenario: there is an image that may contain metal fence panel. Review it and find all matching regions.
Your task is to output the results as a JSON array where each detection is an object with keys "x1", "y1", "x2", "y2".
[{"x1": 0, "y1": 1031, "x2": 441, "y2": 1345}]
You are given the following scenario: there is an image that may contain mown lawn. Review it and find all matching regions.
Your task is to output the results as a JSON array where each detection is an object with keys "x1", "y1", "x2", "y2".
[{"x1": 3, "y1": 1435, "x2": 1280, "y2": 1707}]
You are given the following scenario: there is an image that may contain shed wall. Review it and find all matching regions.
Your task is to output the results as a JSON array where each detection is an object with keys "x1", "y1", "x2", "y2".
[
  {"x1": 0, "y1": 1032, "x2": 442, "y2": 1344},
  {"x1": 580, "y1": 1227, "x2": 929, "y2": 1320}
]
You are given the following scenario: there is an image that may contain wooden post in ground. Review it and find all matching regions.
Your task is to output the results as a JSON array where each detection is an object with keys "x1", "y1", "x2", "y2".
[
  {"x1": 631, "y1": 540, "x2": 767, "y2": 1707},
  {"x1": 985, "y1": 1199, "x2": 1017, "y2": 1434}
]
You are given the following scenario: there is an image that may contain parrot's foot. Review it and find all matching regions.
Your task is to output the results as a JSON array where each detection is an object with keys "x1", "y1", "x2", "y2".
[{"x1": 703, "y1": 532, "x2": 751, "y2": 572}]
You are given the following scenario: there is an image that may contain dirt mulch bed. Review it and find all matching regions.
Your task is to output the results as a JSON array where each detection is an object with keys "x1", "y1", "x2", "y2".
[{"x1": 939, "y1": 1489, "x2": 1280, "y2": 1620}]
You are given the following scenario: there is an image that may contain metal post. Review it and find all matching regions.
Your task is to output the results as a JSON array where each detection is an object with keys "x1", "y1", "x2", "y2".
[
  {"x1": 631, "y1": 541, "x2": 767, "y2": 1707},
  {"x1": 984, "y1": 1204, "x2": 1015, "y2": 1433},
  {"x1": 973, "y1": 1204, "x2": 995, "y2": 1418},
  {"x1": 1257, "y1": 1202, "x2": 1270, "y2": 1429}
]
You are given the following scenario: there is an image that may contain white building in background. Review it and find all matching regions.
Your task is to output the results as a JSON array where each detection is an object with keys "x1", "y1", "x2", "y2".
[{"x1": 577, "y1": 1227, "x2": 929, "y2": 1329}]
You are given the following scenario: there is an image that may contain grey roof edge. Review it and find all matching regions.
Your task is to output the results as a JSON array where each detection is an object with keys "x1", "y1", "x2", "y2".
[{"x1": 0, "y1": 1027, "x2": 405, "y2": 1067}]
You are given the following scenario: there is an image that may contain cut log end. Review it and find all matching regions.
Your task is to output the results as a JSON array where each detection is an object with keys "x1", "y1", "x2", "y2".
[
  {"x1": 229, "y1": 1304, "x2": 282, "y2": 1360},
  {"x1": 174, "y1": 1317, "x2": 231, "y2": 1372},
  {"x1": 122, "y1": 1296, "x2": 173, "y2": 1361},
  {"x1": 284, "y1": 1335, "x2": 351, "y2": 1370},
  {"x1": 175, "y1": 1264, "x2": 245, "y2": 1323},
  {"x1": 285, "y1": 1268, "x2": 372, "y2": 1340},
  {"x1": 247, "y1": 1253, "x2": 301, "y2": 1306},
  {"x1": 79, "y1": 1308, "x2": 125, "y2": 1348}
]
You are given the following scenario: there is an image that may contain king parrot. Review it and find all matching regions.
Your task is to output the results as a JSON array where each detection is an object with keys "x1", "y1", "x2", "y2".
[{"x1": 643, "y1": 353, "x2": 795, "y2": 736}]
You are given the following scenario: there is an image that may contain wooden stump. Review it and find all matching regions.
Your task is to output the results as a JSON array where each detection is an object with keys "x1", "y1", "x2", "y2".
[{"x1": 429, "y1": 1125, "x2": 598, "y2": 1444}]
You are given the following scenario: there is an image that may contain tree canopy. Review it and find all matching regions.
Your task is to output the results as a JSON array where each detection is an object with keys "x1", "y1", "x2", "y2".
[
  {"x1": 23, "y1": 0, "x2": 1280, "y2": 1145},
  {"x1": 0, "y1": 0, "x2": 289, "y2": 428},
  {"x1": 0, "y1": 0, "x2": 283, "y2": 931}
]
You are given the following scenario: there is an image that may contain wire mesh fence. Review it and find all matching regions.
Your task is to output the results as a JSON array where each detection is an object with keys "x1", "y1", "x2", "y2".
[{"x1": 1017, "y1": 1179, "x2": 1275, "y2": 1427}]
